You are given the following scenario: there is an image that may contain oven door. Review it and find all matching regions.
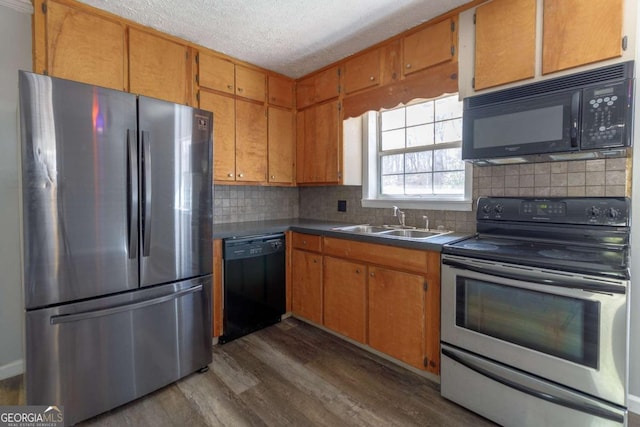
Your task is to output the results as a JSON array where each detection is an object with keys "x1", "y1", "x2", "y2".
[{"x1": 441, "y1": 254, "x2": 628, "y2": 406}]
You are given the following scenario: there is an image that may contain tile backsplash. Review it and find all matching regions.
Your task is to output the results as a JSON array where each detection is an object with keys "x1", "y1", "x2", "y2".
[{"x1": 216, "y1": 158, "x2": 631, "y2": 232}]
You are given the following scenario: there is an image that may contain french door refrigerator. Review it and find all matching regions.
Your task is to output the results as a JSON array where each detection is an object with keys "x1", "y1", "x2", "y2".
[{"x1": 19, "y1": 71, "x2": 213, "y2": 425}]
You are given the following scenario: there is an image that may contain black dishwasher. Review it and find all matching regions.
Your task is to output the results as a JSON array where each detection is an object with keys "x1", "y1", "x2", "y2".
[{"x1": 220, "y1": 233, "x2": 286, "y2": 343}]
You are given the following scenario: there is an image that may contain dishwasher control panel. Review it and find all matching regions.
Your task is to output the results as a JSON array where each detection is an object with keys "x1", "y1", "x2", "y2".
[{"x1": 223, "y1": 233, "x2": 285, "y2": 261}]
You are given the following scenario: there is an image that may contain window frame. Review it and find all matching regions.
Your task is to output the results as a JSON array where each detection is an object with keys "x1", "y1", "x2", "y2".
[{"x1": 361, "y1": 97, "x2": 473, "y2": 211}]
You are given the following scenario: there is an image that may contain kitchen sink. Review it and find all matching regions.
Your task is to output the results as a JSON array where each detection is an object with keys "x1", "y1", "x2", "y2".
[
  {"x1": 381, "y1": 229, "x2": 444, "y2": 239},
  {"x1": 332, "y1": 224, "x2": 451, "y2": 240},
  {"x1": 332, "y1": 224, "x2": 391, "y2": 233}
]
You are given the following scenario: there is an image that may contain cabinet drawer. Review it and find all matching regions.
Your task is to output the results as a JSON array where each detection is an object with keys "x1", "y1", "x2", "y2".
[
  {"x1": 291, "y1": 233, "x2": 322, "y2": 252},
  {"x1": 323, "y1": 237, "x2": 432, "y2": 273}
]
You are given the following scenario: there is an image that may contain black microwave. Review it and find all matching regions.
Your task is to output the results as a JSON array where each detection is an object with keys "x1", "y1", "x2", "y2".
[{"x1": 462, "y1": 61, "x2": 634, "y2": 165}]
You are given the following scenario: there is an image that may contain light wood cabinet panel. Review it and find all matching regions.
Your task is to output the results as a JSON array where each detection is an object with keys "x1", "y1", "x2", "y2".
[
  {"x1": 213, "y1": 239, "x2": 223, "y2": 337},
  {"x1": 403, "y1": 18, "x2": 454, "y2": 77},
  {"x1": 235, "y1": 65, "x2": 266, "y2": 102},
  {"x1": 291, "y1": 233, "x2": 322, "y2": 252},
  {"x1": 323, "y1": 257, "x2": 367, "y2": 343},
  {"x1": 199, "y1": 52, "x2": 235, "y2": 94},
  {"x1": 296, "y1": 75, "x2": 316, "y2": 110},
  {"x1": 344, "y1": 49, "x2": 380, "y2": 94},
  {"x1": 297, "y1": 100, "x2": 341, "y2": 184},
  {"x1": 268, "y1": 107, "x2": 294, "y2": 184},
  {"x1": 323, "y1": 237, "x2": 431, "y2": 274},
  {"x1": 129, "y1": 28, "x2": 188, "y2": 104},
  {"x1": 235, "y1": 99, "x2": 267, "y2": 182},
  {"x1": 268, "y1": 75, "x2": 294, "y2": 108},
  {"x1": 474, "y1": 0, "x2": 536, "y2": 90},
  {"x1": 291, "y1": 249, "x2": 323, "y2": 324},
  {"x1": 314, "y1": 65, "x2": 341, "y2": 104},
  {"x1": 200, "y1": 91, "x2": 236, "y2": 181},
  {"x1": 368, "y1": 266, "x2": 426, "y2": 370},
  {"x1": 542, "y1": 0, "x2": 623, "y2": 75},
  {"x1": 45, "y1": 1, "x2": 125, "y2": 90}
]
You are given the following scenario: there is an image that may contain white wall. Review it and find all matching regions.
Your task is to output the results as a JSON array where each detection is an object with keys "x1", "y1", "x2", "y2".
[{"x1": 0, "y1": 3, "x2": 32, "y2": 379}]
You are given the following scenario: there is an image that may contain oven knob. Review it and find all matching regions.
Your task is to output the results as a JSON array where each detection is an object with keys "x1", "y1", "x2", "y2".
[
  {"x1": 481, "y1": 204, "x2": 491, "y2": 214},
  {"x1": 586, "y1": 206, "x2": 601, "y2": 218},
  {"x1": 494, "y1": 204, "x2": 504, "y2": 214},
  {"x1": 606, "y1": 208, "x2": 620, "y2": 219}
]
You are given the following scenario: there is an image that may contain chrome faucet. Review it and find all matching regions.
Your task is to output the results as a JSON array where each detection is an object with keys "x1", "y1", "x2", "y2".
[
  {"x1": 422, "y1": 215, "x2": 429, "y2": 231},
  {"x1": 392, "y1": 206, "x2": 406, "y2": 228}
]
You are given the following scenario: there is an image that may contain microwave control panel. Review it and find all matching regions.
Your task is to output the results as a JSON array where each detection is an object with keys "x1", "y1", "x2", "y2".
[{"x1": 581, "y1": 80, "x2": 631, "y2": 149}]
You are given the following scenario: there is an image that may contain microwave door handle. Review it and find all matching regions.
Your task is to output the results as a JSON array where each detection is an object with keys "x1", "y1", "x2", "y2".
[{"x1": 570, "y1": 91, "x2": 580, "y2": 147}]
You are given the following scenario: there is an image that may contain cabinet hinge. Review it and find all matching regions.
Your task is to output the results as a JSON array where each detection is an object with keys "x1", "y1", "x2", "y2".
[
  {"x1": 338, "y1": 102, "x2": 342, "y2": 112},
  {"x1": 473, "y1": 13, "x2": 476, "y2": 25},
  {"x1": 41, "y1": 1, "x2": 47, "y2": 13},
  {"x1": 423, "y1": 357, "x2": 428, "y2": 367},
  {"x1": 195, "y1": 74, "x2": 199, "y2": 84},
  {"x1": 186, "y1": 51, "x2": 189, "y2": 60},
  {"x1": 423, "y1": 281, "x2": 428, "y2": 292},
  {"x1": 622, "y1": 36, "x2": 628, "y2": 51},
  {"x1": 451, "y1": 46, "x2": 455, "y2": 57},
  {"x1": 195, "y1": 53, "x2": 199, "y2": 64},
  {"x1": 471, "y1": 77, "x2": 475, "y2": 89},
  {"x1": 196, "y1": 91, "x2": 200, "y2": 102},
  {"x1": 451, "y1": 21, "x2": 455, "y2": 32},
  {"x1": 337, "y1": 68, "x2": 341, "y2": 76},
  {"x1": 337, "y1": 84, "x2": 341, "y2": 94}
]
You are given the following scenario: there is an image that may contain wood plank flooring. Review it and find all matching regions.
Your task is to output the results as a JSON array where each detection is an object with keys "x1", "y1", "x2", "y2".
[{"x1": 2, "y1": 318, "x2": 640, "y2": 426}]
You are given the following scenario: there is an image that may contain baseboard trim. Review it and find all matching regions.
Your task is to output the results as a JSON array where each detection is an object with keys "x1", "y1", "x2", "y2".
[
  {"x1": 628, "y1": 394, "x2": 640, "y2": 415},
  {"x1": 0, "y1": 359, "x2": 24, "y2": 381}
]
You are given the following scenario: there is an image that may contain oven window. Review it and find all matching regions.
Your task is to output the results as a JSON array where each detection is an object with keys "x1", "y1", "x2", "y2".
[{"x1": 456, "y1": 277, "x2": 599, "y2": 368}]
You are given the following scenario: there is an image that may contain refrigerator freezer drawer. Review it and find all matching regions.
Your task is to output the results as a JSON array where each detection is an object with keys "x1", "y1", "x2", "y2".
[
  {"x1": 26, "y1": 276, "x2": 212, "y2": 426},
  {"x1": 440, "y1": 344, "x2": 626, "y2": 427}
]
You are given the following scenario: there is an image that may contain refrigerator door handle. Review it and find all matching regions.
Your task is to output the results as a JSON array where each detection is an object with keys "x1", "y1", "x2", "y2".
[
  {"x1": 50, "y1": 284, "x2": 203, "y2": 325},
  {"x1": 142, "y1": 130, "x2": 152, "y2": 257},
  {"x1": 127, "y1": 130, "x2": 138, "y2": 259}
]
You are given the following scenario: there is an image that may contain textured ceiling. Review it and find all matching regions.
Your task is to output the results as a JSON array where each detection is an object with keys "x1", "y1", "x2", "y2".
[{"x1": 76, "y1": 0, "x2": 470, "y2": 78}]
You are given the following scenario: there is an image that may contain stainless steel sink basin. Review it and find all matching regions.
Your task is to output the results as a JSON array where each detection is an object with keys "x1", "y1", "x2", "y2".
[
  {"x1": 381, "y1": 229, "x2": 444, "y2": 239},
  {"x1": 332, "y1": 224, "x2": 390, "y2": 233}
]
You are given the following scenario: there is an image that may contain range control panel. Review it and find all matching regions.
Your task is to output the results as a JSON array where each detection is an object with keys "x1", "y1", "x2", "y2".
[{"x1": 477, "y1": 197, "x2": 629, "y2": 226}]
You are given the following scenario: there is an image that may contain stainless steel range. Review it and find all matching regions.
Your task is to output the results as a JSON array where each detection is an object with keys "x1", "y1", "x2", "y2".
[{"x1": 440, "y1": 197, "x2": 630, "y2": 427}]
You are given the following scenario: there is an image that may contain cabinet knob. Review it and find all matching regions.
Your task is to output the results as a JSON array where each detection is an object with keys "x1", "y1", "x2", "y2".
[
  {"x1": 355, "y1": 269, "x2": 360, "y2": 274},
  {"x1": 370, "y1": 272, "x2": 375, "y2": 277},
  {"x1": 227, "y1": 84, "x2": 233, "y2": 90},
  {"x1": 313, "y1": 259, "x2": 317, "y2": 264},
  {"x1": 406, "y1": 63, "x2": 412, "y2": 69},
  {"x1": 369, "y1": 76, "x2": 375, "y2": 81},
  {"x1": 227, "y1": 173, "x2": 234, "y2": 177},
  {"x1": 238, "y1": 173, "x2": 244, "y2": 178},
  {"x1": 237, "y1": 87, "x2": 244, "y2": 93},
  {"x1": 271, "y1": 175, "x2": 275, "y2": 179},
  {"x1": 302, "y1": 240, "x2": 307, "y2": 245}
]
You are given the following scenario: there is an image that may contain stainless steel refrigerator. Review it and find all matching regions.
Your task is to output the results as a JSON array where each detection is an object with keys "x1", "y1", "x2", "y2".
[{"x1": 19, "y1": 71, "x2": 213, "y2": 425}]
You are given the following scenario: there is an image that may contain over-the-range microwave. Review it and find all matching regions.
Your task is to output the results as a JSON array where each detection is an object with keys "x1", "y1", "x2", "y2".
[{"x1": 462, "y1": 61, "x2": 634, "y2": 165}]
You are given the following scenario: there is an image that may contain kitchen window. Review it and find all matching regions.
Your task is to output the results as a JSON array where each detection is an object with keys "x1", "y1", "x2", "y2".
[{"x1": 362, "y1": 94, "x2": 472, "y2": 211}]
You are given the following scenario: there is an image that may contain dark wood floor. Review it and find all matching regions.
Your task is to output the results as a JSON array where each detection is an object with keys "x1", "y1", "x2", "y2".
[{"x1": 2, "y1": 318, "x2": 639, "y2": 426}]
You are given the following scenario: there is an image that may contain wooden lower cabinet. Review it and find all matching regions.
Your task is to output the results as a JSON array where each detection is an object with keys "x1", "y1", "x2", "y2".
[
  {"x1": 323, "y1": 256, "x2": 367, "y2": 343},
  {"x1": 368, "y1": 266, "x2": 427, "y2": 370},
  {"x1": 291, "y1": 249, "x2": 323, "y2": 324}
]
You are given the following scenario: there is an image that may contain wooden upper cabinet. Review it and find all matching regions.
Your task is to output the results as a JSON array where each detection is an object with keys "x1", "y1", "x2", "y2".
[
  {"x1": 474, "y1": 0, "x2": 536, "y2": 90},
  {"x1": 297, "y1": 100, "x2": 341, "y2": 184},
  {"x1": 344, "y1": 49, "x2": 380, "y2": 94},
  {"x1": 199, "y1": 91, "x2": 236, "y2": 181},
  {"x1": 268, "y1": 107, "x2": 294, "y2": 184},
  {"x1": 45, "y1": 1, "x2": 125, "y2": 90},
  {"x1": 323, "y1": 256, "x2": 367, "y2": 344},
  {"x1": 403, "y1": 18, "x2": 454, "y2": 76},
  {"x1": 129, "y1": 28, "x2": 188, "y2": 104},
  {"x1": 268, "y1": 75, "x2": 294, "y2": 108},
  {"x1": 542, "y1": 0, "x2": 624, "y2": 75},
  {"x1": 235, "y1": 99, "x2": 267, "y2": 182},
  {"x1": 296, "y1": 65, "x2": 341, "y2": 109},
  {"x1": 199, "y1": 52, "x2": 235, "y2": 95},
  {"x1": 368, "y1": 266, "x2": 426, "y2": 370},
  {"x1": 235, "y1": 65, "x2": 266, "y2": 102}
]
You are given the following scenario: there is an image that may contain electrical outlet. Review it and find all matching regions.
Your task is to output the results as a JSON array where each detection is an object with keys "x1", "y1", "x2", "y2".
[{"x1": 337, "y1": 200, "x2": 347, "y2": 212}]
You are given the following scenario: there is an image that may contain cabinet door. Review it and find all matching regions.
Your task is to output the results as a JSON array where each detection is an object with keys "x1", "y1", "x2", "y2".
[
  {"x1": 542, "y1": 0, "x2": 623, "y2": 75},
  {"x1": 199, "y1": 51, "x2": 235, "y2": 94},
  {"x1": 296, "y1": 75, "x2": 316, "y2": 110},
  {"x1": 268, "y1": 75, "x2": 294, "y2": 108},
  {"x1": 235, "y1": 99, "x2": 267, "y2": 182},
  {"x1": 314, "y1": 65, "x2": 341, "y2": 104},
  {"x1": 323, "y1": 257, "x2": 367, "y2": 343},
  {"x1": 344, "y1": 49, "x2": 380, "y2": 94},
  {"x1": 199, "y1": 91, "x2": 236, "y2": 181},
  {"x1": 235, "y1": 65, "x2": 266, "y2": 102},
  {"x1": 474, "y1": 0, "x2": 536, "y2": 90},
  {"x1": 291, "y1": 249, "x2": 323, "y2": 324},
  {"x1": 403, "y1": 18, "x2": 454, "y2": 76},
  {"x1": 368, "y1": 266, "x2": 426, "y2": 370},
  {"x1": 297, "y1": 101, "x2": 341, "y2": 184},
  {"x1": 129, "y1": 28, "x2": 187, "y2": 104},
  {"x1": 268, "y1": 107, "x2": 294, "y2": 184},
  {"x1": 46, "y1": 1, "x2": 125, "y2": 90}
]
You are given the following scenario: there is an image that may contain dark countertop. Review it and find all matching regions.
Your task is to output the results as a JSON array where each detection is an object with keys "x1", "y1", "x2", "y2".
[{"x1": 214, "y1": 218, "x2": 471, "y2": 251}]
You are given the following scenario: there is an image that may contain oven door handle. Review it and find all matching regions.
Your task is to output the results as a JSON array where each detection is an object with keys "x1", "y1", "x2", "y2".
[
  {"x1": 442, "y1": 346, "x2": 625, "y2": 423},
  {"x1": 442, "y1": 258, "x2": 626, "y2": 294}
]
